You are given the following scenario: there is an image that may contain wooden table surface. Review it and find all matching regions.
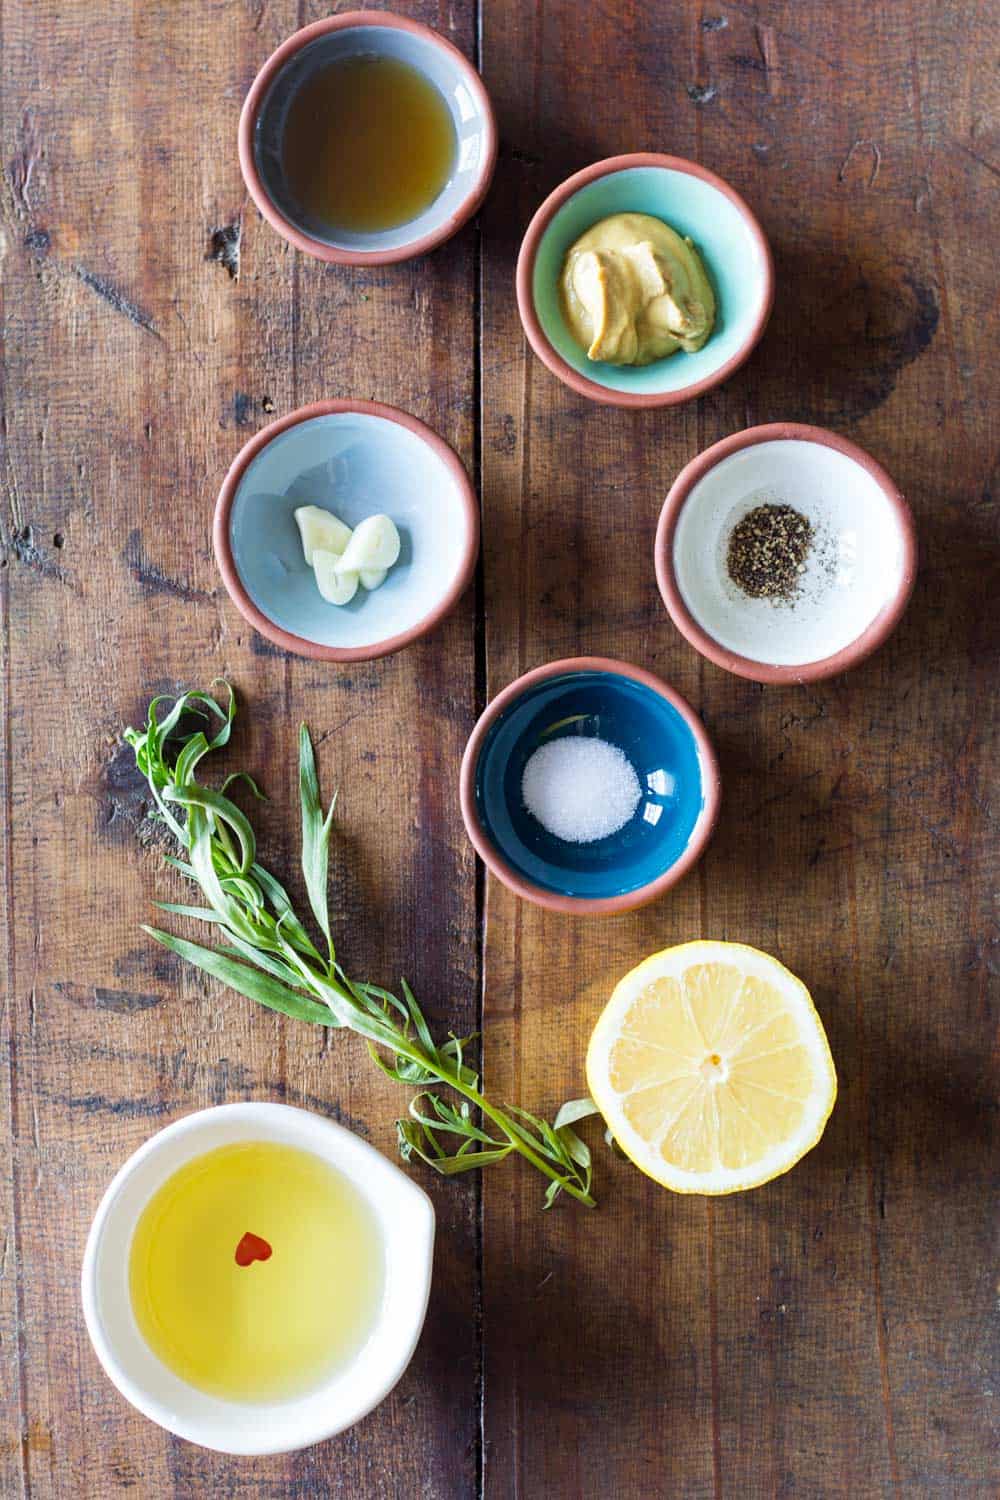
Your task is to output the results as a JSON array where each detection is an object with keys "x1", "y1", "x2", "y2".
[{"x1": 2, "y1": 1, "x2": 997, "y2": 1495}]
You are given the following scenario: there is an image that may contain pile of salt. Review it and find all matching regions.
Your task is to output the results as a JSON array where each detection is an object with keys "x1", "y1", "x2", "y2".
[{"x1": 521, "y1": 736, "x2": 642, "y2": 844}]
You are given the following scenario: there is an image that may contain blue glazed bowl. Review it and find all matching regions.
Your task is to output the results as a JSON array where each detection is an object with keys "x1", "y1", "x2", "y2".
[
  {"x1": 516, "y1": 153, "x2": 774, "y2": 408},
  {"x1": 460, "y1": 658, "x2": 721, "y2": 914}
]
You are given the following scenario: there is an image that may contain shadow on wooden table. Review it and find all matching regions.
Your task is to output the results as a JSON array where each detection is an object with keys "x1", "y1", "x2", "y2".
[{"x1": 750, "y1": 240, "x2": 942, "y2": 428}]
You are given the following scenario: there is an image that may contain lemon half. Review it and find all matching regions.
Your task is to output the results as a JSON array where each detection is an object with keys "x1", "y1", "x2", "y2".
[{"x1": 586, "y1": 942, "x2": 837, "y2": 1194}]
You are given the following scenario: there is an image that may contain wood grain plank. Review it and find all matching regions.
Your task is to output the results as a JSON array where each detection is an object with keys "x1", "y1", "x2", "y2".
[
  {"x1": 479, "y1": 2, "x2": 998, "y2": 1497},
  {"x1": 1, "y1": 1, "x2": 481, "y2": 1495}
]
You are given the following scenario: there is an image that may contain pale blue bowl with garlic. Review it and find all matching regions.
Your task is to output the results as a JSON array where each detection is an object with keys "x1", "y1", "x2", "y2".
[
  {"x1": 214, "y1": 399, "x2": 480, "y2": 662},
  {"x1": 516, "y1": 153, "x2": 775, "y2": 408}
]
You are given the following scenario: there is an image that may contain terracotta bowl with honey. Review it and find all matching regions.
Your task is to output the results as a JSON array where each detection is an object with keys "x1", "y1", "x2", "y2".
[{"x1": 239, "y1": 11, "x2": 497, "y2": 264}]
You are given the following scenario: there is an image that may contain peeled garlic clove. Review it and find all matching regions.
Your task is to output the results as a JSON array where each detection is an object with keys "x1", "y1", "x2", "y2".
[
  {"x1": 359, "y1": 567, "x2": 387, "y2": 590},
  {"x1": 294, "y1": 505, "x2": 352, "y2": 565},
  {"x1": 334, "y1": 514, "x2": 401, "y2": 573},
  {"x1": 313, "y1": 548, "x2": 359, "y2": 605}
]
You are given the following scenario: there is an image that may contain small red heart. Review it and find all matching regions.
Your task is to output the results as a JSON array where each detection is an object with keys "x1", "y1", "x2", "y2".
[{"x1": 235, "y1": 1231, "x2": 272, "y2": 1267}]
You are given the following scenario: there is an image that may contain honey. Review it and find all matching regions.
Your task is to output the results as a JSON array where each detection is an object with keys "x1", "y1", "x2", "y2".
[{"x1": 280, "y1": 55, "x2": 457, "y2": 234}]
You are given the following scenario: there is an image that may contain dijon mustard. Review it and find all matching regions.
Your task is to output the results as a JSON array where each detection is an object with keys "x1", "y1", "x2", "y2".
[{"x1": 560, "y1": 212, "x2": 715, "y2": 366}]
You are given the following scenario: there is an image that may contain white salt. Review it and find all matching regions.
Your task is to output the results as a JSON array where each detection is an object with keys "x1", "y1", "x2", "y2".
[{"x1": 521, "y1": 736, "x2": 642, "y2": 844}]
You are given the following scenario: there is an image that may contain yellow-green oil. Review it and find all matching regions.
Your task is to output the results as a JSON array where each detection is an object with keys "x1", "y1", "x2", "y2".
[
  {"x1": 129, "y1": 1141, "x2": 384, "y2": 1402},
  {"x1": 280, "y1": 54, "x2": 457, "y2": 233}
]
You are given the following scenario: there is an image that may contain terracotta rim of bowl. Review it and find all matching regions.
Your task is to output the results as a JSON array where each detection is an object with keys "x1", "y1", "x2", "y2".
[
  {"x1": 238, "y1": 11, "x2": 498, "y2": 265},
  {"x1": 515, "y1": 152, "x2": 775, "y2": 409},
  {"x1": 213, "y1": 399, "x2": 481, "y2": 662},
  {"x1": 654, "y1": 422, "x2": 918, "y2": 684},
  {"x1": 459, "y1": 656, "x2": 722, "y2": 915}
]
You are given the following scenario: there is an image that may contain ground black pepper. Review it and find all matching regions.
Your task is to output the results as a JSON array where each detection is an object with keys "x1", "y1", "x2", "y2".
[{"x1": 726, "y1": 503, "x2": 814, "y2": 601}]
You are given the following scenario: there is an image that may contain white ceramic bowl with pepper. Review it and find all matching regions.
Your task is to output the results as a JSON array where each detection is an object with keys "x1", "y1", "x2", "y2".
[{"x1": 655, "y1": 423, "x2": 918, "y2": 685}]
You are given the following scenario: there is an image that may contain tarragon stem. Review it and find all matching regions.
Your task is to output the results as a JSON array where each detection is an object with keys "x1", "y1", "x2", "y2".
[{"x1": 124, "y1": 685, "x2": 596, "y2": 1209}]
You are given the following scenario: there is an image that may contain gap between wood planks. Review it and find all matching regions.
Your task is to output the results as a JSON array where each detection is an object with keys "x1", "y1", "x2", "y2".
[{"x1": 472, "y1": 4, "x2": 487, "y2": 1495}]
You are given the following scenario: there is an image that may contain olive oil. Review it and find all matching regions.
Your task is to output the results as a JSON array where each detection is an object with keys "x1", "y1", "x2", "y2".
[
  {"x1": 280, "y1": 54, "x2": 457, "y2": 234},
  {"x1": 129, "y1": 1142, "x2": 384, "y2": 1403}
]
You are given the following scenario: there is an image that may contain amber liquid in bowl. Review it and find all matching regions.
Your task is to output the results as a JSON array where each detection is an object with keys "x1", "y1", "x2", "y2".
[{"x1": 280, "y1": 54, "x2": 457, "y2": 234}]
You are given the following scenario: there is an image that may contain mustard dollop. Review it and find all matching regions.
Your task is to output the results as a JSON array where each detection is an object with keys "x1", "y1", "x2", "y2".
[{"x1": 560, "y1": 212, "x2": 715, "y2": 366}]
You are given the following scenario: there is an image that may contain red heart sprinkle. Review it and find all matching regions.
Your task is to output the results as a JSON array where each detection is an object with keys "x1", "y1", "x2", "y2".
[{"x1": 235, "y1": 1231, "x2": 272, "y2": 1267}]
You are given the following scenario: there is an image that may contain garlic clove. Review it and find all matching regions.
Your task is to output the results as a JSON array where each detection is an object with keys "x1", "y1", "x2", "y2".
[
  {"x1": 359, "y1": 568, "x2": 388, "y2": 590},
  {"x1": 313, "y1": 548, "x2": 359, "y2": 605},
  {"x1": 334, "y1": 514, "x2": 401, "y2": 573},
  {"x1": 294, "y1": 505, "x2": 353, "y2": 565}
]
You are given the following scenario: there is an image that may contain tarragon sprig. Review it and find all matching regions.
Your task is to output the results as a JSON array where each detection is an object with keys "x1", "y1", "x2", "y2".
[{"x1": 123, "y1": 685, "x2": 595, "y2": 1208}]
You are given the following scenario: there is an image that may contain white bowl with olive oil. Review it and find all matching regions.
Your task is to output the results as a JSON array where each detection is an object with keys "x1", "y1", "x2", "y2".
[{"x1": 81, "y1": 1104, "x2": 435, "y2": 1455}]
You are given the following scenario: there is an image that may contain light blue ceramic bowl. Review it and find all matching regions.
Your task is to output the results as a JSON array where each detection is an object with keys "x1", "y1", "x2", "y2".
[
  {"x1": 214, "y1": 400, "x2": 480, "y2": 662},
  {"x1": 459, "y1": 659, "x2": 721, "y2": 915},
  {"x1": 516, "y1": 153, "x2": 774, "y2": 408},
  {"x1": 240, "y1": 12, "x2": 497, "y2": 265}
]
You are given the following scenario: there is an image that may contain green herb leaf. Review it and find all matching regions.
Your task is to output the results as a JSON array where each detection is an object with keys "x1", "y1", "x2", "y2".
[
  {"x1": 217, "y1": 937, "x2": 327, "y2": 996},
  {"x1": 558, "y1": 1127, "x2": 592, "y2": 1173},
  {"x1": 553, "y1": 1096, "x2": 601, "y2": 1130},
  {"x1": 153, "y1": 901, "x2": 224, "y2": 924},
  {"x1": 251, "y1": 864, "x2": 324, "y2": 961},
  {"x1": 143, "y1": 926, "x2": 337, "y2": 1026},
  {"x1": 544, "y1": 1178, "x2": 563, "y2": 1209},
  {"x1": 164, "y1": 783, "x2": 256, "y2": 876},
  {"x1": 397, "y1": 1119, "x2": 514, "y2": 1174},
  {"x1": 298, "y1": 725, "x2": 337, "y2": 963}
]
